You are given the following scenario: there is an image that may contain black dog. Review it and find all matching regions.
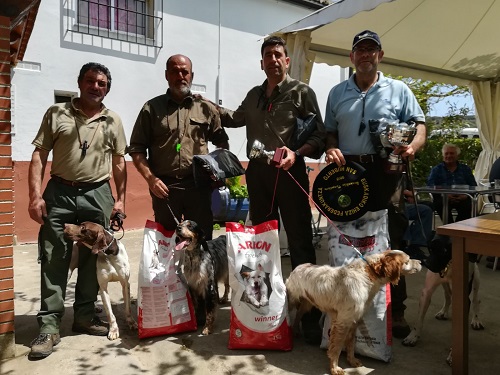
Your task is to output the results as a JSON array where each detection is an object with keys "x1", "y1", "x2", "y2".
[
  {"x1": 175, "y1": 220, "x2": 229, "y2": 335},
  {"x1": 426, "y1": 234, "x2": 478, "y2": 275}
]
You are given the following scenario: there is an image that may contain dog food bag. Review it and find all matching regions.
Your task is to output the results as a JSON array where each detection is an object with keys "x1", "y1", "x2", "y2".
[
  {"x1": 137, "y1": 220, "x2": 197, "y2": 339},
  {"x1": 320, "y1": 210, "x2": 392, "y2": 362},
  {"x1": 226, "y1": 220, "x2": 293, "y2": 351}
]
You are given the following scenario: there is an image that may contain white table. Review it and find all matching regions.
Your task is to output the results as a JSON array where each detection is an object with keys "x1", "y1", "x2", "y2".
[{"x1": 414, "y1": 185, "x2": 500, "y2": 224}]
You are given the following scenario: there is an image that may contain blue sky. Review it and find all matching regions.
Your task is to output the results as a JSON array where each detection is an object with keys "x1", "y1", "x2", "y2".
[{"x1": 429, "y1": 92, "x2": 475, "y2": 117}]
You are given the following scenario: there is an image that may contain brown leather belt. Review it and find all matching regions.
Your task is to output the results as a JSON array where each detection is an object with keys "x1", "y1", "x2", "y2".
[
  {"x1": 51, "y1": 175, "x2": 107, "y2": 188},
  {"x1": 344, "y1": 154, "x2": 378, "y2": 163}
]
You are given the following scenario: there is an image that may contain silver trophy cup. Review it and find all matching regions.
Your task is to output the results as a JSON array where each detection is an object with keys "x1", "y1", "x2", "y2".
[
  {"x1": 380, "y1": 121, "x2": 417, "y2": 165},
  {"x1": 249, "y1": 140, "x2": 284, "y2": 165}
]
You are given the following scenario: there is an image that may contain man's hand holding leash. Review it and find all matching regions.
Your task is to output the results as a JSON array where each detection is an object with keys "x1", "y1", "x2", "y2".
[{"x1": 276, "y1": 146, "x2": 296, "y2": 171}]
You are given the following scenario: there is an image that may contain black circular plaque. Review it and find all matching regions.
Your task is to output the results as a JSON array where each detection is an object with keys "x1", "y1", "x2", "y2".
[{"x1": 312, "y1": 161, "x2": 371, "y2": 222}]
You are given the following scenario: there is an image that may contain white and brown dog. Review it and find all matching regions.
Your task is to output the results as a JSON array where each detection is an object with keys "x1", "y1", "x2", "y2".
[
  {"x1": 63, "y1": 221, "x2": 137, "y2": 340},
  {"x1": 402, "y1": 235, "x2": 483, "y2": 365},
  {"x1": 286, "y1": 250, "x2": 422, "y2": 375}
]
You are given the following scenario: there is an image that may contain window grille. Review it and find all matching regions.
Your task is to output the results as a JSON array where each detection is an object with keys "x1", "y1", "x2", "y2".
[{"x1": 69, "y1": 0, "x2": 162, "y2": 48}]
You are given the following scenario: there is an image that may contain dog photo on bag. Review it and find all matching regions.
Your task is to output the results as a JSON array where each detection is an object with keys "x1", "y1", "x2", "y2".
[
  {"x1": 227, "y1": 220, "x2": 293, "y2": 350},
  {"x1": 240, "y1": 263, "x2": 271, "y2": 309}
]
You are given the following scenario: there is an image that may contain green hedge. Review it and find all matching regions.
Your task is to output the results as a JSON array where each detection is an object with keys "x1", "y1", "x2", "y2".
[{"x1": 410, "y1": 138, "x2": 482, "y2": 186}]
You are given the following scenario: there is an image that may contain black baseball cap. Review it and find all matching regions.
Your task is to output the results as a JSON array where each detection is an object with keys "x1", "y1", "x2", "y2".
[{"x1": 352, "y1": 30, "x2": 382, "y2": 50}]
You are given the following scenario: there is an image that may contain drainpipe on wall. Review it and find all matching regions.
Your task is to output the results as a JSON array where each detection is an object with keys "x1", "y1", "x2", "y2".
[{"x1": 216, "y1": 0, "x2": 222, "y2": 105}]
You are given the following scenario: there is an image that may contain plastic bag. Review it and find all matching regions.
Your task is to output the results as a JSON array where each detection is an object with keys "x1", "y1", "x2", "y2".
[
  {"x1": 226, "y1": 220, "x2": 293, "y2": 350},
  {"x1": 193, "y1": 148, "x2": 245, "y2": 188},
  {"x1": 320, "y1": 210, "x2": 392, "y2": 362},
  {"x1": 137, "y1": 220, "x2": 197, "y2": 339}
]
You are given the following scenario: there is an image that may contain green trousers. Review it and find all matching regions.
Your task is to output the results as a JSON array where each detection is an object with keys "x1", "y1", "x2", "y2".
[{"x1": 37, "y1": 179, "x2": 114, "y2": 334}]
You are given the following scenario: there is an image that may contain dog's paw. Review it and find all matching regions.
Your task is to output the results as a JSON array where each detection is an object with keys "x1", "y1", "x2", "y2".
[
  {"x1": 435, "y1": 310, "x2": 449, "y2": 320},
  {"x1": 127, "y1": 318, "x2": 138, "y2": 330},
  {"x1": 201, "y1": 326, "x2": 212, "y2": 335},
  {"x1": 471, "y1": 316, "x2": 484, "y2": 330},
  {"x1": 331, "y1": 366, "x2": 345, "y2": 375},
  {"x1": 446, "y1": 348, "x2": 452, "y2": 366},
  {"x1": 401, "y1": 330, "x2": 420, "y2": 347},
  {"x1": 107, "y1": 326, "x2": 120, "y2": 340},
  {"x1": 346, "y1": 355, "x2": 363, "y2": 368}
]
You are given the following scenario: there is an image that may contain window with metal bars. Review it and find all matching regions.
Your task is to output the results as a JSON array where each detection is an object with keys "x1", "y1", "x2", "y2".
[
  {"x1": 72, "y1": 0, "x2": 162, "y2": 47},
  {"x1": 78, "y1": 0, "x2": 146, "y2": 35}
]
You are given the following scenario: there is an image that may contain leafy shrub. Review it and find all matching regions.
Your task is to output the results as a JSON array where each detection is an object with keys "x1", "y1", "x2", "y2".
[{"x1": 225, "y1": 176, "x2": 249, "y2": 199}]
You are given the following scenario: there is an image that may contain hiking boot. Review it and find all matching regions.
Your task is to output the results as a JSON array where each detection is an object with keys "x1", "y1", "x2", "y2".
[
  {"x1": 392, "y1": 315, "x2": 411, "y2": 339},
  {"x1": 29, "y1": 333, "x2": 61, "y2": 358},
  {"x1": 72, "y1": 316, "x2": 108, "y2": 336}
]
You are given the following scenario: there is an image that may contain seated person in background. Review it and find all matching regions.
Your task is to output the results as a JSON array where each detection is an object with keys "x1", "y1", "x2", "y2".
[
  {"x1": 486, "y1": 157, "x2": 500, "y2": 269},
  {"x1": 402, "y1": 188, "x2": 434, "y2": 261},
  {"x1": 427, "y1": 143, "x2": 476, "y2": 223},
  {"x1": 489, "y1": 156, "x2": 500, "y2": 184},
  {"x1": 483, "y1": 156, "x2": 500, "y2": 207}
]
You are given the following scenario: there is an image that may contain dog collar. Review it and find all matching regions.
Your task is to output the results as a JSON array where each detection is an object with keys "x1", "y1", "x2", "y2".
[
  {"x1": 102, "y1": 237, "x2": 117, "y2": 255},
  {"x1": 101, "y1": 229, "x2": 118, "y2": 255}
]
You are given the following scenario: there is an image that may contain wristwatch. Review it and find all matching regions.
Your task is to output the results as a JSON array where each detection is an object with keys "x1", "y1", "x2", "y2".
[{"x1": 294, "y1": 150, "x2": 301, "y2": 158}]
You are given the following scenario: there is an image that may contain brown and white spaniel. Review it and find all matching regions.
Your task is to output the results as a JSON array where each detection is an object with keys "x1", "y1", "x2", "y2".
[{"x1": 286, "y1": 249, "x2": 422, "y2": 375}]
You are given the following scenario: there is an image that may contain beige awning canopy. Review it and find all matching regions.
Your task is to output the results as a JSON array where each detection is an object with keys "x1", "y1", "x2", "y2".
[
  {"x1": 271, "y1": 0, "x2": 500, "y2": 180},
  {"x1": 272, "y1": 0, "x2": 500, "y2": 85}
]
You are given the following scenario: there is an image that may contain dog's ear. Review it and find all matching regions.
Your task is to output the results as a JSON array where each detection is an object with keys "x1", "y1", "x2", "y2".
[
  {"x1": 187, "y1": 220, "x2": 205, "y2": 242},
  {"x1": 369, "y1": 257, "x2": 385, "y2": 279},
  {"x1": 196, "y1": 226, "x2": 206, "y2": 242},
  {"x1": 383, "y1": 253, "x2": 403, "y2": 285},
  {"x1": 91, "y1": 231, "x2": 107, "y2": 254},
  {"x1": 369, "y1": 252, "x2": 402, "y2": 284}
]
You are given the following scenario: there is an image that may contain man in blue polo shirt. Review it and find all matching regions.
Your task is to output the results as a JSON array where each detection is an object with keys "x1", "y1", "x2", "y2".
[{"x1": 324, "y1": 30, "x2": 427, "y2": 339}]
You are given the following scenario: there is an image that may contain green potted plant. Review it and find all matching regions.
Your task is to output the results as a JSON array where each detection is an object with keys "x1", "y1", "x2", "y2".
[
  {"x1": 212, "y1": 176, "x2": 249, "y2": 222},
  {"x1": 226, "y1": 176, "x2": 248, "y2": 199}
]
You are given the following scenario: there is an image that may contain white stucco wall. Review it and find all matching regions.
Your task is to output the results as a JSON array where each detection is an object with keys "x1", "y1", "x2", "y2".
[{"x1": 11, "y1": 0, "x2": 344, "y2": 162}]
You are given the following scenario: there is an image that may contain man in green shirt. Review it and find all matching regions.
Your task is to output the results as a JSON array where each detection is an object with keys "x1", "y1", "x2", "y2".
[
  {"x1": 129, "y1": 54, "x2": 229, "y2": 239},
  {"x1": 28, "y1": 62, "x2": 127, "y2": 358},
  {"x1": 219, "y1": 37, "x2": 326, "y2": 344}
]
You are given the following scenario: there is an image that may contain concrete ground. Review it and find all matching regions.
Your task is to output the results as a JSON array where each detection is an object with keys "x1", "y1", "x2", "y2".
[{"x1": 2, "y1": 220, "x2": 500, "y2": 375}]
